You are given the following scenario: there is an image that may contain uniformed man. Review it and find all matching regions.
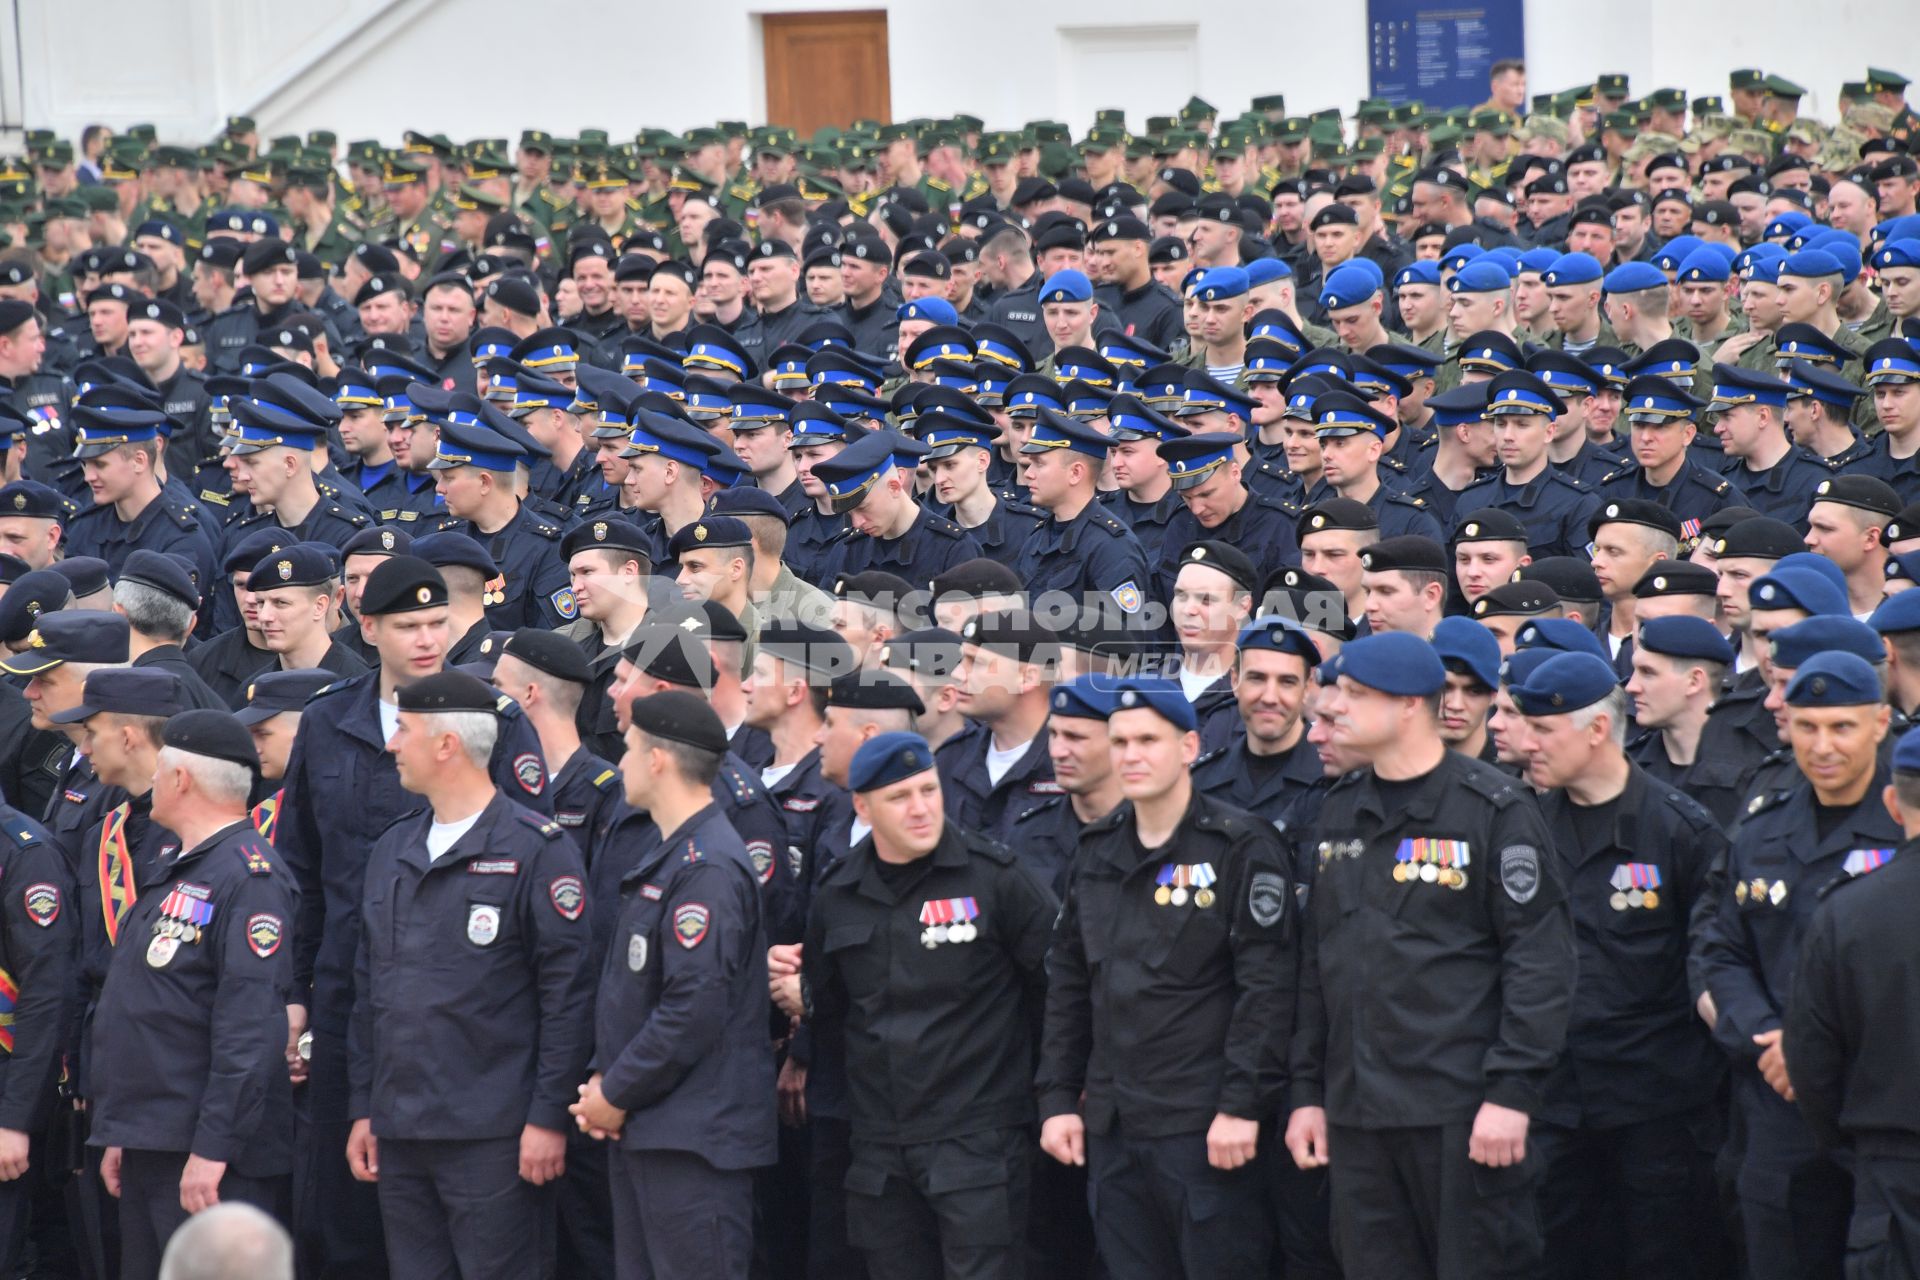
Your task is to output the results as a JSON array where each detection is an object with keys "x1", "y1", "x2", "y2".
[
  {"x1": 1099, "y1": 393, "x2": 1187, "y2": 566},
  {"x1": 1192, "y1": 614, "x2": 1325, "y2": 828},
  {"x1": 572, "y1": 690, "x2": 775, "y2": 1280},
  {"x1": 558, "y1": 518, "x2": 653, "y2": 763},
  {"x1": 783, "y1": 404, "x2": 859, "y2": 586},
  {"x1": 1507, "y1": 651, "x2": 1728, "y2": 1280},
  {"x1": 203, "y1": 239, "x2": 334, "y2": 375},
  {"x1": 115, "y1": 547, "x2": 226, "y2": 709},
  {"x1": 1697, "y1": 651, "x2": 1899, "y2": 1280},
  {"x1": 0, "y1": 777, "x2": 78, "y2": 1271},
  {"x1": 233, "y1": 668, "x2": 338, "y2": 842},
  {"x1": 1624, "y1": 615, "x2": 1736, "y2": 785},
  {"x1": 1358, "y1": 536, "x2": 1451, "y2": 637},
  {"x1": 278, "y1": 556, "x2": 549, "y2": 1280},
  {"x1": 1598, "y1": 375, "x2": 1746, "y2": 540},
  {"x1": 1785, "y1": 722, "x2": 1920, "y2": 1280},
  {"x1": 1706, "y1": 363, "x2": 1830, "y2": 528},
  {"x1": 61, "y1": 387, "x2": 216, "y2": 589},
  {"x1": 1453, "y1": 368, "x2": 1601, "y2": 558},
  {"x1": 1167, "y1": 541, "x2": 1257, "y2": 750},
  {"x1": 89, "y1": 710, "x2": 295, "y2": 1280},
  {"x1": 489, "y1": 628, "x2": 622, "y2": 861},
  {"x1": 796, "y1": 730, "x2": 1056, "y2": 1280},
  {"x1": 1012, "y1": 410, "x2": 1153, "y2": 625},
  {"x1": 345, "y1": 671, "x2": 592, "y2": 1280},
  {"x1": 813, "y1": 430, "x2": 981, "y2": 586},
  {"x1": 422, "y1": 393, "x2": 574, "y2": 629},
  {"x1": 0, "y1": 298, "x2": 79, "y2": 487},
  {"x1": 938, "y1": 611, "x2": 1061, "y2": 850},
  {"x1": 1038, "y1": 677, "x2": 1296, "y2": 1279},
  {"x1": 1012, "y1": 674, "x2": 1124, "y2": 898},
  {"x1": 1154, "y1": 432, "x2": 1303, "y2": 603},
  {"x1": 1309, "y1": 389, "x2": 1446, "y2": 541},
  {"x1": 1287, "y1": 631, "x2": 1574, "y2": 1278},
  {"x1": 919, "y1": 413, "x2": 1046, "y2": 562},
  {"x1": 617, "y1": 407, "x2": 725, "y2": 567}
]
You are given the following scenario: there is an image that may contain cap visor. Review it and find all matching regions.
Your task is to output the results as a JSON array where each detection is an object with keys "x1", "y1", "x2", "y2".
[
  {"x1": 47, "y1": 701, "x2": 98, "y2": 725},
  {"x1": 0, "y1": 652, "x2": 61, "y2": 676},
  {"x1": 232, "y1": 703, "x2": 289, "y2": 727}
]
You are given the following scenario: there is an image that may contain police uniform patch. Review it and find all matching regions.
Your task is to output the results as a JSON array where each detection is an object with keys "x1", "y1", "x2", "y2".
[
  {"x1": 513, "y1": 753, "x2": 546, "y2": 795},
  {"x1": 247, "y1": 913, "x2": 283, "y2": 957},
  {"x1": 781, "y1": 797, "x2": 819, "y2": 813},
  {"x1": 1248, "y1": 871, "x2": 1287, "y2": 927},
  {"x1": 747, "y1": 841, "x2": 775, "y2": 884},
  {"x1": 549, "y1": 875, "x2": 585, "y2": 921},
  {"x1": 22, "y1": 882, "x2": 59, "y2": 927},
  {"x1": 628, "y1": 933, "x2": 648, "y2": 972},
  {"x1": 1110, "y1": 581, "x2": 1143, "y2": 614},
  {"x1": 467, "y1": 904, "x2": 502, "y2": 945},
  {"x1": 469, "y1": 859, "x2": 519, "y2": 874},
  {"x1": 550, "y1": 587, "x2": 579, "y2": 619},
  {"x1": 1500, "y1": 845, "x2": 1541, "y2": 904},
  {"x1": 673, "y1": 902, "x2": 710, "y2": 948}
]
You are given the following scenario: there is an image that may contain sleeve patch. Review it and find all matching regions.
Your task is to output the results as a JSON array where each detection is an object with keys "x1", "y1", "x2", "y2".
[
  {"x1": 513, "y1": 753, "x2": 546, "y2": 796},
  {"x1": 549, "y1": 875, "x2": 585, "y2": 920},
  {"x1": 673, "y1": 902, "x2": 711, "y2": 948},
  {"x1": 23, "y1": 883, "x2": 59, "y2": 927},
  {"x1": 247, "y1": 913, "x2": 283, "y2": 957},
  {"x1": 550, "y1": 587, "x2": 579, "y2": 619},
  {"x1": 746, "y1": 841, "x2": 775, "y2": 884}
]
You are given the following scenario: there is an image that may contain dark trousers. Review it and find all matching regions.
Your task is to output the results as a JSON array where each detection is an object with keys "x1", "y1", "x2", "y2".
[
  {"x1": 1085, "y1": 1128, "x2": 1272, "y2": 1280},
  {"x1": 63, "y1": 1105, "x2": 119, "y2": 1280},
  {"x1": 296, "y1": 1027, "x2": 387, "y2": 1279},
  {"x1": 116, "y1": 1148, "x2": 284, "y2": 1280},
  {"x1": 608, "y1": 1146, "x2": 754, "y2": 1280},
  {"x1": 808, "y1": 1116, "x2": 865, "y2": 1280},
  {"x1": 1266, "y1": 1141, "x2": 1339, "y2": 1280},
  {"x1": 1739, "y1": 1152, "x2": 1852, "y2": 1280},
  {"x1": 1028, "y1": 1142, "x2": 1095, "y2": 1280},
  {"x1": 844, "y1": 1126, "x2": 1030, "y2": 1280},
  {"x1": 1325, "y1": 1121, "x2": 1542, "y2": 1280},
  {"x1": 375, "y1": 1136, "x2": 550, "y2": 1280},
  {"x1": 1534, "y1": 1112, "x2": 1716, "y2": 1279},
  {"x1": 557, "y1": 1127, "x2": 616, "y2": 1279},
  {"x1": 1848, "y1": 1153, "x2": 1920, "y2": 1280}
]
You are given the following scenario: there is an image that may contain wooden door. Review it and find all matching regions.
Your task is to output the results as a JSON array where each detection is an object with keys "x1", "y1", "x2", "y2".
[{"x1": 763, "y1": 11, "x2": 890, "y2": 136}]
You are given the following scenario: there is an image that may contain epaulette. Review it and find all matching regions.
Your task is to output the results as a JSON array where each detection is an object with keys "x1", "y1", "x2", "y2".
[
  {"x1": 1458, "y1": 760, "x2": 1524, "y2": 807},
  {"x1": 241, "y1": 842, "x2": 273, "y2": 875},
  {"x1": 1385, "y1": 491, "x2": 1428, "y2": 509},
  {"x1": 1192, "y1": 746, "x2": 1228, "y2": 769},
  {"x1": 527, "y1": 515, "x2": 565, "y2": 538},
  {"x1": 164, "y1": 497, "x2": 200, "y2": 528},
  {"x1": 920, "y1": 513, "x2": 965, "y2": 538},
  {"x1": 1256, "y1": 491, "x2": 1304, "y2": 516},
  {"x1": 718, "y1": 759, "x2": 756, "y2": 803},
  {"x1": 1090, "y1": 509, "x2": 1128, "y2": 536},
  {"x1": 728, "y1": 183, "x2": 755, "y2": 202},
  {"x1": 1708, "y1": 476, "x2": 1730, "y2": 494},
  {"x1": 1084, "y1": 802, "x2": 1131, "y2": 833},
  {"x1": 328, "y1": 504, "x2": 371, "y2": 527},
  {"x1": 6, "y1": 823, "x2": 37, "y2": 848},
  {"x1": 198, "y1": 489, "x2": 230, "y2": 506},
  {"x1": 1660, "y1": 788, "x2": 1721, "y2": 833},
  {"x1": 1004, "y1": 498, "x2": 1046, "y2": 518},
  {"x1": 1743, "y1": 787, "x2": 1790, "y2": 818},
  {"x1": 515, "y1": 809, "x2": 565, "y2": 840},
  {"x1": 1549, "y1": 470, "x2": 1594, "y2": 492},
  {"x1": 1381, "y1": 454, "x2": 1408, "y2": 473},
  {"x1": 308, "y1": 677, "x2": 356, "y2": 701},
  {"x1": 1012, "y1": 794, "x2": 1066, "y2": 825},
  {"x1": 1599, "y1": 470, "x2": 1623, "y2": 484},
  {"x1": 592, "y1": 768, "x2": 619, "y2": 791}
]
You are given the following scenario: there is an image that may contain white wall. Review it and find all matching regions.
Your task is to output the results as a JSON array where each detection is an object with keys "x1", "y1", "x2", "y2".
[{"x1": 4, "y1": 0, "x2": 1913, "y2": 149}]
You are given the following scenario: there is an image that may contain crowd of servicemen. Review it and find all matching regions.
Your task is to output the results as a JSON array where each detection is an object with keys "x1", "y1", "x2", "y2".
[{"x1": 2, "y1": 52, "x2": 1920, "y2": 1280}]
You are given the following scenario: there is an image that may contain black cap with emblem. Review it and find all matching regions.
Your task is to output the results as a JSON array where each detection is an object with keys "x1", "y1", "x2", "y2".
[
  {"x1": 357, "y1": 556, "x2": 448, "y2": 616},
  {"x1": 501, "y1": 628, "x2": 592, "y2": 685},
  {"x1": 163, "y1": 709, "x2": 261, "y2": 772},
  {"x1": 631, "y1": 690, "x2": 729, "y2": 755},
  {"x1": 395, "y1": 671, "x2": 501, "y2": 714}
]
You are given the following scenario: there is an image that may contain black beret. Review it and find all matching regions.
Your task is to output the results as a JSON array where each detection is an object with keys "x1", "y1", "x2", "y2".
[
  {"x1": 1257, "y1": 566, "x2": 1354, "y2": 640},
  {"x1": 561, "y1": 518, "x2": 655, "y2": 565},
  {"x1": 620, "y1": 624, "x2": 715, "y2": 690},
  {"x1": 501, "y1": 627, "x2": 592, "y2": 684},
  {"x1": 341, "y1": 525, "x2": 413, "y2": 558},
  {"x1": 51, "y1": 556, "x2": 110, "y2": 598},
  {"x1": 1174, "y1": 540, "x2": 1257, "y2": 593},
  {"x1": 958, "y1": 609, "x2": 1062, "y2": 664},
  {"x1": 1359, "y1": 536, "x2": 1447, "y2": 574},
  {"x1": 1711, "y1": 516, "x2": 1804, "y2": 560},
  {"x1": 1810, "y1": 474, "x2": 1901, "y2": 520},
  {"x1": 396, "y1": 671, "x2": 500, "y2": 714},
  {"x1": 1517, "y1": 556, "x2": 1602, "y2": 603},
  {"x1": 833, "y1": 570, "x2": 915, "y2": 612},
  {"x1": 241, "y1": 239, "x2": 298, "y2": 276},
  {"x1": 1452, "y1": 508, "x2": 1529, "y2": 543},
  {"x1": 1631, "y1": 562, "x2": 1719, "y2": 599},
  {"x1": 759, "y1": 620, "x2": 857, "y2": 676},
  {"x1": 1470, "y1": 581, "x2": 1562, "y2": 618},
  {"x1": 162, "y1": 708, "x2": 260, "y2": 771},
  {"x1": 632, "y1": 689, "x2": 729, "y2": 755},
  {"x1": 827, "y1": 668, "x2": 926, "y2": 715},
  {"x1": 1589, "y1": 498, "x2": 1684, "y2": 541},
  {"x1": 118, "y1": 548, "x2": 199, "y2": 608},
  {"x1": 358, "y1": 556, "x2": 449, "y2": 615},
  {"x1": 0, "y1": 481, "x2": 65, "y2": 521},
  {"x1": 412, "y1": 532, "x2": 498, "y2": 578},
  {"x1": 929, "y1": 558, "x2": 1024, "y2": 600},
  {"x1": 1889, "y1": 503, "x2": 1920, "y2": 543},
  {"x1": 880, "y1": 627, "x2": 966, "y2": 680},
  {"x1": 1297, "y1": 497, "x2": 1379, "y2": 541},
  {"x1": 667, "y1": 516, "x2": 753, "y2": 557}
]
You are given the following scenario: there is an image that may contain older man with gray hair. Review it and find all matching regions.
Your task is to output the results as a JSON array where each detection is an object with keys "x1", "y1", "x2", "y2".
[{"x1": 159, "y1": 1202, "x2": 293, "y2": 1280}]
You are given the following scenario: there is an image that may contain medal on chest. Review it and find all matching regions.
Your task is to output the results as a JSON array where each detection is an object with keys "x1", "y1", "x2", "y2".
[
  {"x1": 1608, "y1": 863, "x2": 1662, "y2": 911},
  {"x1": 1393, "y1": 838, "x2": 1471, "y2": 889},
  {"x1": 919, "y1": 897, "x2": 980, "y2": 947},
  {"x1": 1152, "y1": 863, "x2": 1217, "y2": 907}
]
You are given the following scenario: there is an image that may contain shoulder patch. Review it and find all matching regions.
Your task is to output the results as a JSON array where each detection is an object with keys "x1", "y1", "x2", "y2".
[
  {"x1": 592, "y1": 768, "x2": 619, "y2": 791},
  {"x1": 241, "y1": 843, "x2": 273, "y2": 875},
  {"x1": 514, "y1": 809, "x2": 564, "y2": 839}
]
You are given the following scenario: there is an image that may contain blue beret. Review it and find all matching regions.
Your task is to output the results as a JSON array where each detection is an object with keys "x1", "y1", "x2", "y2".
[
  {"x1": 1748, "y1": 566, "x2": 1849, "y2": 616},
  {"x1": 1769, "y1": 615, "x2": 1885, "y2": 670},
  {"x1": 1602, "y1": 261, "x2": 1668, "y2": 293},
  {"x1": 1430, "y1": 616, "x2": 1501, "y2": 689},
  {"x1": 1190, "y1": 266, "x2": 1249, "y2": 301},
  {"x1": 1245, "y1": 257, "x2": 1294, "y2": 286},
  {"x1": 1498, "y1": 647, "x2": 1555, "y2": 690},
  {"x1": 1440, "y1": 243, "x2": 1484, "y2": 272},
  {"x1": 1336, "y1": 631, "x2": 1446, "y2": 696},
  {"x1": 1651, "y1": 235, "x2": 1705, "y2": 273},
  {"x1": 1393, "y1": 260, "x2": 1441, "y2": 289},
  {"x1": 1636, "y1": 616, "x2": 1735, "y2": 666},
  {"x1": 1543, "y1": 252, "x2": 1603, "y2": 286},
  {"x1": 1110, "y1": 677, "x2": 1198, "y2": 730},
  {"x1": 1514, "y1": 617, "x2": 1610, "y2": 661},
  {"x1": 1894, "y1": 724, "x2": 1920, "y2": 773},
  {"x1": 1784, "y1": 652, "x2": 1882, "y2": 707},
  {"x1": 1516, "y1": 247, "x2": 1561, "y2": 276},
  {"x1": 1510, "y1": 651, "x2": 1620, "y2": 715},
  {"x1": 1051, "y1": 674, "x2": 1119, "y2": 720},
  {"x1": 847, "y1": 731, "x2": 937, "y2": 793},
  {"x1": 1741, "y1": 252, "x2": 1786, "y2": 285},
  {"x1": 1804, "y1": 232, "x2": 1863, "y2": 285},
  {"x1": 1871, "y1": 588, "x2": 1920, "y2": 635},
  {"x1": 1038, "y1": 270, "x2": 1094, "y2": 305},
  {"x1": 1447, "y1": 261, "x2": 1512, "y2": 294},
  {"x1": 1319, "y1": 262, "x2": 1381, "y2": 310},
  {"x1": 897, "y1": 296, "x2": 960, "y2": 325},
  {"x1": 1676, "y1": 247, "x2": 1732, "y2": 283},
  {"x1": 1872, "y1": 238, "x2": 1920, "y2": 271},
  {"x1": 1236, "y1": 616, "x2": 1321, "y2": 665},
  {"x1": 1781, "y1": 249, "x2": 1845, "y2": 279},
  {"x1": 1776, "y1": 551, "x2": 1851, "y2": 593}
]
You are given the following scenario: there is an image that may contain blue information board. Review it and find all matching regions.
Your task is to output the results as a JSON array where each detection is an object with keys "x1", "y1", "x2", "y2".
[{"x1": 1368, "y1": 0, "x2": 1525, "y2": 109}]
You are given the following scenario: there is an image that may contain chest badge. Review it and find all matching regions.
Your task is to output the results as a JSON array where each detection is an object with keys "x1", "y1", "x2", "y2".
[
  {"x1": 1608, "y1": 863, "x2": 1662, "y2": 911},
  {"x1": 467, "y1": 904, "x2": 502, "y2": 946},
  {"x1": 1394, "y1": 838, "x2": 1470, "y2": 889},
  {"x1": 1153, "y1": 863, "x2": 1217, "y2": 907},
  {"x1": 147, "y1": 934, "x2": 178, "y2": 968},
  {"x1": 919, "y1": 897, "x2": 980, "y2": 946},
  {"x1": 628, "y1": 933, "x2": 648, "y2": 972}
]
